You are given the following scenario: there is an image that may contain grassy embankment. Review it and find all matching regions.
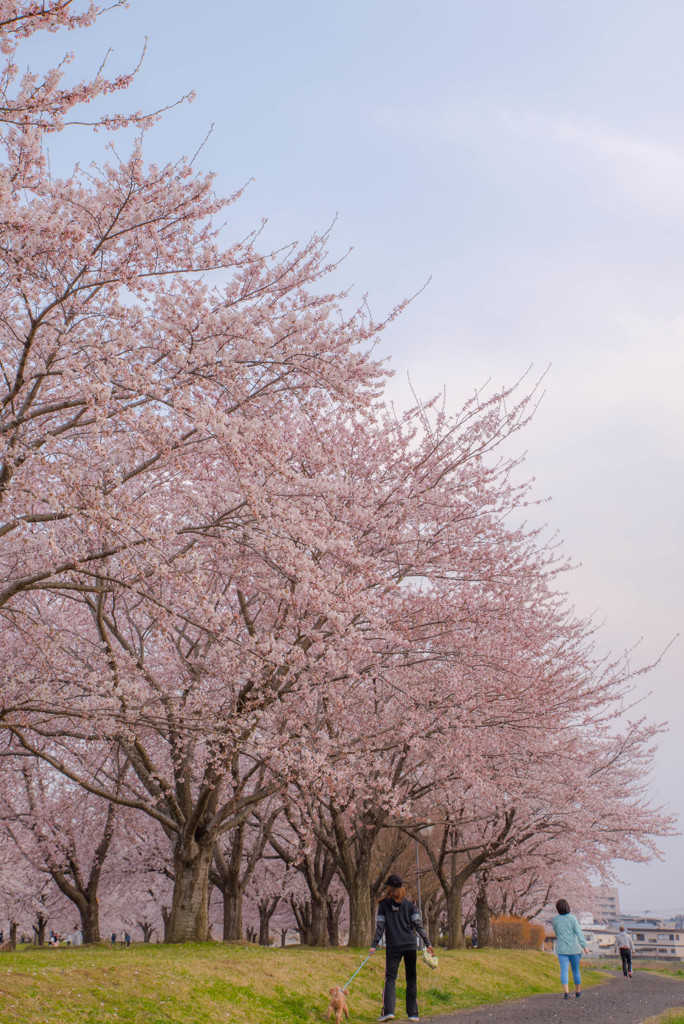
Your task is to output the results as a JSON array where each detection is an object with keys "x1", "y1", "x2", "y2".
[{"x1": 0, "y1": 942, "x2": 605, "y2": 1024}]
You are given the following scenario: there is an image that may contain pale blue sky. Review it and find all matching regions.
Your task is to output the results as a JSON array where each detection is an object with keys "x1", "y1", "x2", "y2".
[{"x1": 27, "y1": 0, "x2": 684, "y2": 912}]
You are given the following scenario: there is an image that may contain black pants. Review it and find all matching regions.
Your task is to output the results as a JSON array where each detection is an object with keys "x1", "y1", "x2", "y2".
[
  {"x1": 619, "y1": 947, "x2": 632, "y2": 975},
  {"x1": 382, "y1": 948, "x2": 418, "y2": 1017}
]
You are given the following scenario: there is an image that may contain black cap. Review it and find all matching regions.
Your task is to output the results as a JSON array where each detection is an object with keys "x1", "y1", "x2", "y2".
[{"x1": 386, "y1": 873, "x2": 403, "y2": 887}]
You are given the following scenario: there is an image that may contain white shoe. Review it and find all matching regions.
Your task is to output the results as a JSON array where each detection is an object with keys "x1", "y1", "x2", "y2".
[
  {"x1": 409, "y1": 1018, "x2": 420, "y2": 1021},
  {"x1": 377, "y1": 1016, "x2": 395, "y2": 1022}
]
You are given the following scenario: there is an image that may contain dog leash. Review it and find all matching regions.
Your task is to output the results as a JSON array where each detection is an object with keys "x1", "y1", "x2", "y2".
[{"x1": 341, "y1": 952, "x2": 373, "y2": 991}]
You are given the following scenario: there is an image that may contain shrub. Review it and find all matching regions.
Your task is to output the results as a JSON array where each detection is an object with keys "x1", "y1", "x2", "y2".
[{"x1": 491, "y1": 916, "x2": 545, "y2": 950}]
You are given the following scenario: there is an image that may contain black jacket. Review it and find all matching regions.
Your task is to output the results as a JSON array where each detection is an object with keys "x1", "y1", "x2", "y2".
[{"x1": 371, "y1": 897, "x2": 430, "y2": 952}]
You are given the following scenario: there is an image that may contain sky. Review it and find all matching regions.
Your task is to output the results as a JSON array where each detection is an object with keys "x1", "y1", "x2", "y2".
[{"x1": 25, "y1": 0, "x2": 684, "y2": 914}]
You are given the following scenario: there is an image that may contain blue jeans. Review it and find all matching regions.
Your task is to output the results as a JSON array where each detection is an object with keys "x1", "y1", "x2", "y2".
[{"x1": 558, "y1": 953, "x2": 582, "y2": 987}]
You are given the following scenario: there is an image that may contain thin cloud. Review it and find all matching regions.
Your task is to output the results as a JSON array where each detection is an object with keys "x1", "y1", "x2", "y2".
[{"x1": 500, "y1": 109, "x2": 684, "y2": 213}]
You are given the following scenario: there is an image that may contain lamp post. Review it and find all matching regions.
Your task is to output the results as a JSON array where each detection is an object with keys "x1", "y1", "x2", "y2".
[
  {"x1": 415, "y1": 836, "x2": 423, "y2": 950},
  {"x1": 414, "y1": 824, "x2": 433, "y2": 949}
]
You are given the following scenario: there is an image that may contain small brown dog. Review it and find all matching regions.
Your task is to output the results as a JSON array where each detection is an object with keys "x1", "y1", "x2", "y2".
[{"x1": 326, "y1": 985, "x2": 350, "y2": 1024}]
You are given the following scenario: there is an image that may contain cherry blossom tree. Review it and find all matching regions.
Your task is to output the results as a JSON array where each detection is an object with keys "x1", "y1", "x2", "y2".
[
  {"x1": 0, "y1": 823, "x2": 70, "y2": 946},
  {"x1": 2, "y1": 369, "x2": 543, "y2": 943},
  {"x1": 0, "y1": 0, "x2": 388, "y2": 633},
  {"x1": 268, "y1": 808, "x2": 347, "y2": 947},
  {"x1": 0, "y1": 0, "x2": 676, "y2": 957},
  {"x1": 407, "y1": 704, "x2": 674, "y2": 948},
  {"x1": 100, "y1": 810, "x2": 174, "y2": 944},
  {"x1": 1, "y1": 0, "x2": 393, "y2": 943},
  {"x1": 210, "y1": 800, "x2": 282, "y2": 941},
  {"x1": 0, "y1": 748, "x2": 128, "y2": 941},
  {"x1": 245, "y1": 856, "x2": 319, "y2": 947},
  {"x1": 3, "y1": 386, "x2": 674, "y2": 946}
]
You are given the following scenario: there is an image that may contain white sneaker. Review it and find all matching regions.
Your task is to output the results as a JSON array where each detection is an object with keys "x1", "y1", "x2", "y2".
[
  {"x1": 377, "y1": 1016, "x2": 395, "y2": 1022},
  {"x1": 409, "y1": 1018, "x2": 420, "y2": 1022}
]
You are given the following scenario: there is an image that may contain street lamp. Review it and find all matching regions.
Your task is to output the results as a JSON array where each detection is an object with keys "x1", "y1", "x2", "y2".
[{"x1": 413, "y1": 824, "x2": 433, "y2": 949}]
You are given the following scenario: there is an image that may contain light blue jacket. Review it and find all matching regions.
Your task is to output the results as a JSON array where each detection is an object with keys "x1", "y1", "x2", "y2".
[{"x1": 552, "y1": 913, "x2": 587, "y2": 955}]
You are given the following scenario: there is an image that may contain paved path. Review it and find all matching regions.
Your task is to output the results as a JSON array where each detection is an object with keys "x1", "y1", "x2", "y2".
[{"x1": 426, "y1": 971, "x2": 684, "y2": 1024}]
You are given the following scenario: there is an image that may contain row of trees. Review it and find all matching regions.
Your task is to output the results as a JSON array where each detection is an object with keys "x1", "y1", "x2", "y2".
[
  {"x1": 0, "y1": 2, "x2": 674, "y2": 949},
  {"x1": 0, "y1": 758, "x2": 661, "y2": 951}
]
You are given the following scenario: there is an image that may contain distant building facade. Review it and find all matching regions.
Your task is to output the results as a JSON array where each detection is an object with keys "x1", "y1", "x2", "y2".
[
  {"x1": 622, "y1": 919, "x2": 684, "y2": 959},
  {"x1": 581, "y1": 917, "x2": 684, "y2": 960},
  {"x1": 589, "y1": 886, "x2": 621, "y2": 924}
]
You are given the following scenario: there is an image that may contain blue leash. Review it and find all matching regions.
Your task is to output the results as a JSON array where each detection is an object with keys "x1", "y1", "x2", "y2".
[{"x1": 341, "y1": 952, "x2": 373, "y2": 991}]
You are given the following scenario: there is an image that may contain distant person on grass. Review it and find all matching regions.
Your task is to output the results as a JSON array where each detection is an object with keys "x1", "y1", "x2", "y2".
[
  {"x1": 615, "y1": 925, "x2": 635, "y2": 977},
  {"x1": 369, "y1": 873, "x2": 433, "y2": 1023},
  {"x1": 552, "y1": 898, "x2": 588, "y2": 1000}
]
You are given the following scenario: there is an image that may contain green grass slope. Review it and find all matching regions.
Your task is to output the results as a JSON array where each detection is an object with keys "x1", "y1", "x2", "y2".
[{"x1": 0, "y1": 943, "x2": 604, "y2": 1024}]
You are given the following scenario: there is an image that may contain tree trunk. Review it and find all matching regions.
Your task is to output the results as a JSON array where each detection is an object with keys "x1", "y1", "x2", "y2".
[
  {"x1": 33, "y1": 912, "x2": 47, "y2": 947},
  {"x1": 309, "y1": 893, "x2": 327, "y2": 947},
  {"x1": 166, "y1": 836, "x2": 214, "y2": 942},
  {"x1": 280, "y1": 927, "x2": 288, "y2": 947},
  {"x1": 222, "y1": 888, "x2": 243, "y2": 941},
  {"x1": 284, "y1": 839, "x2": 337, "y2": 947},
  {"x1": 258, "y1": 896, "x2": 279, "y2": 946},
  {"x1": 446, "y1": 884, "x2": 465, "y2": 949},
  {"x1": 346, "y1": 869, "x2": 373, "y2": 947},
  {"x1": 290, "y1": 899, "x2": 313, "y2": 945},
  {"x1": 138, "y1": 921, "x2": 155, "y2": 942},
  {"x1": 80, "y1": 895, "x2": 101, "y2": 944},
  {"x1": 317, "y1": 802, "x2": 384, "y2": 949},
  {"x1": 10, "y1": 921, "x2": 17, "y2": 950},
  {"x1": 211, "y1": 825, "x2": 247, "y2": 942},
  {"x1": 475, "y1": 888, "x2": 491, "y2": 948},
  {"x1": 424, "y1": 894, "x2": 441, "y2": 947},
  {"x1": 206, "y1": 884, "x2": 213, "y2": 941},
  {"x1": 327, "y1": 895, "x2": 343, "y2": 948}
]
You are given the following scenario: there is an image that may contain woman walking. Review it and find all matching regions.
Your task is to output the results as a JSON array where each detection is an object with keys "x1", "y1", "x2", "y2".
[
  {"x1": 551, "y1": 898, "x2": 588, "y2": 999},
  {"x1": 369, "y1": 873, "x2": 433, "y2": 1023}
]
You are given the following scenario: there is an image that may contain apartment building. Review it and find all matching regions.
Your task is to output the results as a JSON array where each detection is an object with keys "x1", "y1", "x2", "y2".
[
  {"x1": 590, "y1": 886, "x2": 621, "y2": 924},
  {"x1": 629, "y1": 922, "x2": 684, "y2": 959}
]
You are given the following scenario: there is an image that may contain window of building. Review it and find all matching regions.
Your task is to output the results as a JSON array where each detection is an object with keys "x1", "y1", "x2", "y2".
[
  {"x1": 636, "y1": 933, "x2": 645, "y2": 940},
  {"x1": 669, "y1": 935, "x2": 675, "y2": 941}
]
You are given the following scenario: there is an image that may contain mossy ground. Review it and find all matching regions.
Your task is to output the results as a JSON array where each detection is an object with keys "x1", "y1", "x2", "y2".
[{"x1": 0, "y1": 943, "x2": 605, "y2": 1023}]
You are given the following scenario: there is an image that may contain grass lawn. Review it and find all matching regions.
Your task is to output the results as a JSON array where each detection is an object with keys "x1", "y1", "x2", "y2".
[{"x1": 0, "y1": 943, "x2": 605, "y2": 1023}]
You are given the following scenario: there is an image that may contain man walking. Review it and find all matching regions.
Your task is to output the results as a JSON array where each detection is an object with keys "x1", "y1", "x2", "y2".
[{"x1": 615, "y1": 925, "x2": 635, "y2": 977}]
